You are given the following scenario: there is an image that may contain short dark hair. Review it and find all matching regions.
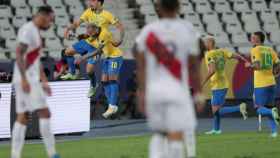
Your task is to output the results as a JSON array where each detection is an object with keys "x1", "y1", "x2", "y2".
[
  {"x1": 254, "y1": 31, "x2": 265, "y2": 43},
  {"x1": 159, "y1": 0, "x2": 179, "y2": 12},
  {"x1": 98, "y1": 0, "x2": 104, "y2": 5},
  {"x1": 37, "y1": 6, "x2": 53, "y2": 15}
]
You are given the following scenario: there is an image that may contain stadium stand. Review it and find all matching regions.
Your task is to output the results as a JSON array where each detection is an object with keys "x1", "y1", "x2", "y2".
[{"x1": 0, "y1": 0, "x2": 279, "y2": 60}]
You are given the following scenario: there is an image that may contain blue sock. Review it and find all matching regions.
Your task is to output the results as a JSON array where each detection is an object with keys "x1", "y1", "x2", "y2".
[
  {"x1": 268, "y1": 116, "x2": 278, "y2": 133},
  {"x1": 88, "y1": 73, "x2": 96, "y2": 88},
  {"x1": 109, "y1": 81, "x2": 119, "y2": 106},
  {"x1": 213, "y1": 111, "x2": 220, "y2": 131},
  {"x1": 219, "y1": 105, "x2": 240, "y2": 116},
  {"x1": 257, "y1": 107, "x2": 273, "y2": 117},
  {"x1": 102, "y1": 82, "x2": 110, "y2": 102},
  {"x1": 66, "y1": 56, "x2": 76, "y2": 75}
]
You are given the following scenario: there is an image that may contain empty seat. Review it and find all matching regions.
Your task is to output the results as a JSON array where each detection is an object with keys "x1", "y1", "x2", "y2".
[
  {"x1": 260, "y1": 10, "x2": 278, "y2": 23},
  {"x1": 52, "y1": 5, "x2": 67, "y2": 16},
  {"x1": 45, "y1": 37, "x2": 63, "y2": 50},
  {"x1": 226, "y1": 22, "x2": 243, "y2": 34},
  {"x1": 180, "y1": 3, "x2": 194, "y2": 14},
  {"x1": 11, "y1": 0, "x2": 27, "y2": 7},
  {"x1": 241, "y1": 11, "x2": 258, "y2": 23},
  {"x1": 5, "y1": 38, "x2": 17, "y2": 51},
  {"x1": 213, "y1": 32, "x2": 231, "y2": 45},
  {"x1": 63, "y1": 38, "x2": 78, "y2": 47},
  {"x1": 222, "y1": 12, "x2": 239, "y2": 24},
  {"x1": 203, "y1": 12, "x2": 219, "y2": 24},
  {"x1": 55, "y1": 15, "x2": 70, "y2": 26},
  {"x1": 46, "y1": 0, "x2": 63, "y2": 6},
  {"x1": 270, "y1": 0, "x2": 280, "y2": 11},
  {"x1": 40, "y1": 27, "x2": 56, "y2": 38},
  {"x1": 195, "y1": 2, "x2": 212, "y2": 13},
  {"x1": 231, "y1": 32, "x2": 250, "y2": 45},
  {"x1": 0, "y1": 5, "x2": 12, "y2": 18},
  {"x1": 192, "y1": 22, "x2": 205, "y2": 34},
  {"x1": 185, "y1": 12, "x2": 201, "y2": 23},
  {"x1": 12, "y1": 16, "x2": 27, "y2": 28},
  {"x1": 64, "y1": 0, "x2": 82, "y2": 6},
  {"x1": 140, "y1": 5, "x2": 156, "y2": 15},
  {"x1": 233, "y1": 0, "x2": 249, "y2": 12},
  {"x1": 244, "y1": 21, "x2": 261, "y2": 33},
  {"x1": 263, "y1": 21, "x2": 279, "y2": 33},
  {"x1": 214, "y1": 1, "x2": 231, "y2": 13},
  {"x1": 269, "y1": 31, "x2": 280, "y2": 43},
  {"x1": 252, "y1": 0, "x2": 268, "y2": 11},
  {"x1": 68, "y1": 4, "x2": 84, "y2": 16},
  {"x1": 238, "y1": 46, "x2": 251, "y2": 55},
  {"x1": 56, "y1": 25, "x2": 68, "y2": 38},
  {"x1": 206, "y1": 22, "x2": 224, "y2": 34},
  {"x1": 0, "y1": 17, "x2": 11, "y2": 27},
  {"x1": 28, "y1": 0, "x2": 45, "y2": 7},
  {"x1": 145, "y1": 15, "x2": 158, "y2": 24},
  {"x1": 15, "y1": 6, "x2": 32, "y2": 17},
  {"x1": 0, "y1": 27, "x2": 16, "y2": 39}
]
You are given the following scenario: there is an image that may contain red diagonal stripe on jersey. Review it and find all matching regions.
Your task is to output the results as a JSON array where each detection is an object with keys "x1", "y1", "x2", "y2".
[
  {"x1": 25, "y1": 47, "x2": 41, "y2": 69},
  {"x1": 146, "y1": 32, "x2": 182, "y2": 80}
]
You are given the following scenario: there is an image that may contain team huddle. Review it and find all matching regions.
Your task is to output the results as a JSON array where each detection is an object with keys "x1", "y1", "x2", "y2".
[{"x1": 10, "y1": 0, "x2": 280, "y2": 158}]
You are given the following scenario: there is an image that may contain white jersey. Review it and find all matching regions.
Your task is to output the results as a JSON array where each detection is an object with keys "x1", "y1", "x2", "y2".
[
  {"x1": 13, "y1": 21, "x2": 42, "y2": 84},
  {"x1": 136, "y1": 19, "x2": 200, "y2": 105}
]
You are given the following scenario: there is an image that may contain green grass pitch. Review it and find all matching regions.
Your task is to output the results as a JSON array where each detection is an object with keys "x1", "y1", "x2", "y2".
[{"x1": 1, "y1": 132, "x2": 280, "y2": 158}]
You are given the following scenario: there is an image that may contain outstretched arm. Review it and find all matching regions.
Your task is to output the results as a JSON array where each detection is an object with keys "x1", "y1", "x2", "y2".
[{"x1": 64, "y1": 19, "x2": 84, "y2": 39}]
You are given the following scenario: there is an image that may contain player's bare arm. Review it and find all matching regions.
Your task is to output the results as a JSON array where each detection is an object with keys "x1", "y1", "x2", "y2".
[
  {"x1": 16, "y1": 43, "x2": 30, "y2": 93},
  {"x1": 133, "y1": 44, "x2": 146, "y2": 114},
  {"x1": 232, "y1": 53, "x2": 249, "y2": 63},
  {"x1": 245, "y1": 61, "x2": 261, "y2": 70},
  {"x1": 112, "y1": 21, "x2": 125, "y2": 47},
  {"x1": 64, "y1": 19, "x2": 84, "y2": 39},
  {"x1": 40, "y1": 64, "x2": 52, "y2": 96},
  {"x1": 202, "y1": 62, "x2": 216, "y2": 88}
]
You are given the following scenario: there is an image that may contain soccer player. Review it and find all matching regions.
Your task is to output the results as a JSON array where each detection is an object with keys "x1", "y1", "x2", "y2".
[
  {"x1": 134, "y1": 0, "x2": 205, "y2": 158},
  {"x1": 245, "y1": 32, "x2": 280, "y2": 138},
  {"x1": 203, "y1": 36, "x2": 249, "y2": 135},
  {"x1": 80, "y1": 23, "x2": 123, "y2": 118},
  {"x1": 11, "y1": 6, "x2": 60, "y2": 158},
  {"x1": 63, "y1": 0, "x2": 125, "y2": 98}
]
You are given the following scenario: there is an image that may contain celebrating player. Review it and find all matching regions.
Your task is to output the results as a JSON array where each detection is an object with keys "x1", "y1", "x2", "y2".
[
  {"x1": 134, "y1": 0, "x2": 205, "y2": 158},
  {"x1": 245, "y1": 32, "x2": 280, "y2": 138},
  {"x1": 203, "y1": 36, "x2": 249, "y2": 135},
  {"x1": 63, "y1": 0, "x2": 125, "y2": 98},
  {"x1": 11, "y1": 6, "x2": 60, "y2": 158},
  {"x1": 80, "y1": 23, "x2": 123, "y2": 118}
]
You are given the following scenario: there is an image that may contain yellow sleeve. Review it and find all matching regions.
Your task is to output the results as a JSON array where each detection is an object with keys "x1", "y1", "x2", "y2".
[
  {"x1": 105, "y1": 11, "x2": 119, "y2": 25},
  {"x1": 251, "y1": 48, "x2": 261, "y2": 63},
  {"x1": 272, "y1": 49, "x2": 280, "y2": 64},
  {"x1": 223, "y1": 49, "x2": 233, "y2": 59},
  {"x1": 80, "y1": 9, "x2": 90, "y2": 22}
]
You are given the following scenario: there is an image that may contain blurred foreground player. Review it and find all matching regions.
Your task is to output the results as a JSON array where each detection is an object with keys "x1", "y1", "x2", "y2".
[
  {"x1": 245, "y1": 32, "x2": 280, "y2": 138},
  {"x1": 134, "y1": 0, "x2": 204, "y2": 157},
  {"x1": 11, "y1": 6, "x2": 60, "y2": 158}
]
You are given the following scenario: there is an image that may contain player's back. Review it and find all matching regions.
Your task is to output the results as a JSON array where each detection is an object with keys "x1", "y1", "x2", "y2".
[
  {"x1": 251, "y1": 45, "x2": 278, "y2": 88},
  {"x1": 13, "y1": 21, "x2": 42, "y2": 84},
  {"x1": 136, "y1": 19, "x2": 199, "y2": 102}
]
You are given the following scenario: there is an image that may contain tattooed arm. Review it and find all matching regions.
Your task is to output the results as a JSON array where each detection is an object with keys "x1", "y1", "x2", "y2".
[{"x1": 16, "y1": 43, "x2": 30, "y2": 93}]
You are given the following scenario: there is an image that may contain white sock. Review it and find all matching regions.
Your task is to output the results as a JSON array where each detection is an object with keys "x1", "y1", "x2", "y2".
[
  {"x1": 11, "y1": 121, "x2": 27, "y2": 158},
  {"x1": 167, "y1": 140, "x2": 184, "y2": 158},
  {"x1": 39, "y1": 119, "x2": 56, "y2": 157},
  {"x1": 184, "y1": 130, "x2": 196, "y2": 158},
  {"x1": 149, "y1": 134, "x2": 165, "y2": 158}
]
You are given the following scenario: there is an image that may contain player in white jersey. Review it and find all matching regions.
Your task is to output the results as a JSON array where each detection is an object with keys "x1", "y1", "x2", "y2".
[
  {"x1": 134, "y1": 0, "x2": 204, "y2": 158},
  {"x1": 11, "y1": 6, "x2": 60, "y2": 158}
]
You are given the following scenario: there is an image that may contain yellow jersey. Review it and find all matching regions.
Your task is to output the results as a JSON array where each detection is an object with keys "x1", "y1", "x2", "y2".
[
  {"x1": 88, "y1": 28, "x2": 122, "y2": 58},
  {"x1": 80, "y1": 8, "x2": 119, "y2": 29},
  {"x1": 205, "y1": 49, "x2": 233, "y2": 90},
  {"x1": 251, "y1": 45, "x2": 279, "y2": 88}
]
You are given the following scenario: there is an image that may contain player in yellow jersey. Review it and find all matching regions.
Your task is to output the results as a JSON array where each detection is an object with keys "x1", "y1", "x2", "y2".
[
  {"x1": 63, "y1": 0, "x2": 125, "y2": 98},
  {"x1": 202, "y1": 35, "x2": 248, "y2": 135},
  {"x1": 78, "y1": 23, "x2": 123, "y2": 118},
  {"x1": 245, "y1": 32, "x2": 280, "y2": 138}
]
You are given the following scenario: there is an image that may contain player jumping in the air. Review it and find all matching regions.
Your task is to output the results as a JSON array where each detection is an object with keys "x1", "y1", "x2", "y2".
[
  {"x1": 134, "y1": 0, "x2": 205, "y2": 157},
  {"x1": 11, "y1": 6, "x2": 60, "y2": 158},
  {"x1": 245, "y1": 32, "x2": 280, "y2": 138},
  {"x1": 63, "y1": 0, "x2": 125, "y2": 98},
  {"x1": 80, "y1": 23, "x2": 123, "y2": 118},
  {"x1": 203, "y1": 36, "x2": 249, "y2": 135}
]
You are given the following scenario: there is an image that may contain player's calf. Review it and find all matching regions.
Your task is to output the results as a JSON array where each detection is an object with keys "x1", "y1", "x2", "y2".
[{"x1": 167, "y1": 132, "x2": 184, "y2": 158}]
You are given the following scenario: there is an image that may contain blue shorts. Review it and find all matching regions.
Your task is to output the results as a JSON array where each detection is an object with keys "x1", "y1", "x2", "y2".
[
  {"x1": 211, "y1": 89, "x2": 228, "y2": 106},
  {"x1": 72, "y1": 40, "x2": 97, "y2": 64},
  {"x1": 102, "y1": 57, "x2": 123, "y2": 76},
  {"x1": 254, "y1": 85, "x2": 275, "y2": 107}
]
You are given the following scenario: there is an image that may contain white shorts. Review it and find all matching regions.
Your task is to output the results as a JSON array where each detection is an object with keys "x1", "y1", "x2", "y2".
[
  {"x1": 14, "y1": 82, "x2": 47, "y2": 113},
  {"x1": 146, "y1": 97, "x2": 197, "y2": 133}
]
